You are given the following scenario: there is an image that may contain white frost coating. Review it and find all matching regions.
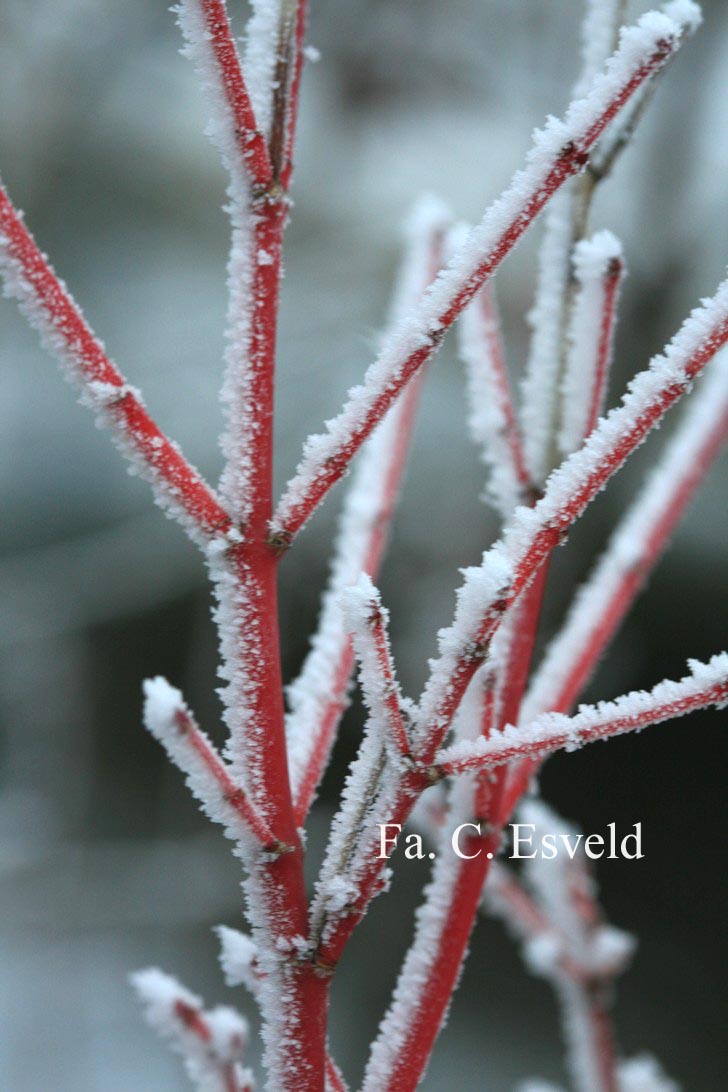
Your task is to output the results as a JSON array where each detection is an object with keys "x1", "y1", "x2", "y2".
[
  {"x1": 573, "y1": 0, "x2": 626, "y2": 100},
  {"x1": 520, "y1": 188, "x2": 575, "y2": 485},
  {"x1": 285, "y1": 196, "x2": 450, "y2": 803},
  {"x1": 520, "y1": 0, "x2": 624, "y2": 486},
  {"x1": 274, "y1": 8, "x2": 691, "y2": 535},
  {"x1": 175, "y1": 2, "x2": 255, "y2": 189},
  {"x1": 420, "y1": 275, "x2": 728, "y2": 742},
  {"x1": 500, "y1": 802, "x2": 635, "y2": 1092},
  {"x1": 216, "y1": 925, "x2": 262, "y2": 996},
  {"x1": 243, "y1": 0, "x2": 285, "y2": 140},
  {"x1": 438, "y1": 653, "x2": 728, "y2": 771},
  {"x1": 457, "y1": 234, "x2": 526, "y2": 514},
  {"x1": 662, "y1": 0, "x2": 702, "y2": 34},
  {"x1": 142, "y1": 677, "x2": 258, "y2": 854},
  {"x1": 175, "y1": 1, "x2": 262, "y2": 523},
  {"x1": 618, "y1": 1055, "x2": 680, "y2": 1092},
  {"x1": 131, "y1": 968, "x2": 250, "y2": 1092},
  {"x1": 340, "y1": 574, "x2": 409, "y2": 761},
  {"x1": 522, "y1": 346, "x2": 728, "y2": 726},
  {"x1": 362, "y1": 776, "x2": 477, "y2": 1092},
  {"x1": 559, "y1": 231, "x2": 624, "y2": 456},
  {"x1": 412, "y1": 546, "x2": 514, "y2": 751}
]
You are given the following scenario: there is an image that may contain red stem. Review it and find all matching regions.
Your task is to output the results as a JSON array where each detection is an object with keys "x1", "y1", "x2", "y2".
[
  {"x1": 280, "y1": 0, "x2": 310, "y2": 190},
  {"x1": 0, "y1": 185, "x2": 231, "y2": 542},
  {"x1": 367, "y1": 601, "x2": 410, "y2": 757},
  {"x1": 172, "y1": 708, "x2": 276, "y2": 846},
  {"x1": 229, "y1": 199, "x2": 328, "y2": 1085},
  {"x1": 292, "y1": 372, "x2": 427, "y2": 825},
  {"x1": 383, "y1": 829, "x2": 500, "y2": 1092},
  {"x1": 583, "y1": 257, "x2": 623, "y2": 439},
  {"x1": 556, "y1": 413, "x2": 728, "y2": 718},
  {"x1": 199, "y1": 0, "x2": 273, "y2": 187},
  {"x1": 439, "y1": 677, "x2": 728, "y2": 776},
  {"x1": 478, "y1": 284, "x2": 531, "y2": 497}
]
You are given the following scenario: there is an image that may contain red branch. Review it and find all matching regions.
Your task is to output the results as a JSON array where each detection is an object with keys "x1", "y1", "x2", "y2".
[
  {"x1": 198, "y1": 0, "x2": 273, "y2": 187},
  {"x1": 436, "y1": 671, "x2": 728, "y2": 776},
  {"x1": 171, "y1": 708, "x2": 277, "y2": 847},
  {"x1": 583, "y1": 256, "x2": 624, "y2": 438},
  {"x1": 365, "y1": 598, "x2": 410, "y2": 758},
  {"x1": 0, "y1": 184, "x2": 231, "y2": 543},
  {"x1": 477, "y1": 284, "x2": 532, "y2": 500}
]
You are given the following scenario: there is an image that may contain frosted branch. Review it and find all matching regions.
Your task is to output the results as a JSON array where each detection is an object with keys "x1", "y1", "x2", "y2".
[
  {"x1": 175, "y1": 0, "x2": 273, "y2": 189},
  {"x1": 216, "y1": 926, "x2": 264, "y2": 998},
  {"x1": 362, "y1": 777, "x2": 497, "y2": 1092},
  {"x1": 142, "y1": 677, "x2": 279, "y2": 852},
  {"x1": 341, "y1": 575, "x2": 411, "y2": 760},
  {"x1": 131, "y1": 968, "x2": 253, "y2": 1092},
  {"x1": 558, "y1": 231, "x2": 625, "y2": 455},
  {"x1": 458, "y1": 273, "x2": 531, "y2": 514},
  {"x1": 435, "y1": 653, "x2": 728, "y2": 775},
  {"x1": 0, "y1": 183, "x2": 231, "y2": 548},
  {"x1": 273, "y1": 7, "x2": 693, "y2": 542}
]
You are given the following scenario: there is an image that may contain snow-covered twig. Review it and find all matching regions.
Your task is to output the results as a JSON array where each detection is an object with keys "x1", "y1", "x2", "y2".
[
  {"x1": 341, "y1": 575, "x2": 411, "y2": 761},
  {"x1": 131, "y1": 968, "x2": 253, "y2": 1092},
  {"x1": 559, "y1": 232, "x2": 625, "y2": 456},
  {"x1": 435, "y1": 653, "x2": 728, "y2": 777},
  {"x1": 0, "y1": 183, "x2": 231, "y2": 547},
  {"x1": 142, "y1": 678, "x2": 278, "y2": 851},
  {"x1": 273, "y1": 7, "x2": 694, "y2": 543},
  {"x1": 458, "y1": 277, "x2": 532, "y2": 514},
  {"x1": 308, "y1": 276, "x2": 728, "y2": 990},
  {"x1": 285, "y1": 197, "x2": 448, "y2": 821},
  {"x1": 362, "y1": 776, "x2": 500, "y2": 1092},
  {"x1": 175, "y1": 0, "x2": 273, "y2": 189}
]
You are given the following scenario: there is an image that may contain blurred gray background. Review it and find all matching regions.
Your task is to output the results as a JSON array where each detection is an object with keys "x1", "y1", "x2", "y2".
[{"x1": 0, "y1": 1, "x2": 726, "y2": 1088}]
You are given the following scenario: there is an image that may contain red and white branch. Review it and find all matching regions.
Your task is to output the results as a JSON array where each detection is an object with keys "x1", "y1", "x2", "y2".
[
  {"x1": 558, "y1": 231, "x2": 625, "y2": 455},
  {"x1": 341, "y1": 575, "x2": 411, "y2": 761},
  {"x1": 175, "y1": 0, "x2": 273, "y2": 188},
  {"x1": 286, "y1": 197, "x2": 448, "y2": 822},
  {"x1": 0, "y1": 184, "x2": 231, "y2": 547},
  {"x1": 131, "y1": 968, "x2": 253, "y2": 1092},
  {"x1": 142, "y1": 678, "x2": 277, "y2": 850},
  {"x1": 362, "y1": 777, "x2": 499, "y2": 1092},
  {"x1": 272, "y1": 6, "x2": 695, "y2": 542},
  {"x1": 413, "y1": 273, "x2": 728, "y2": 765},
  {"x1": 458, "y1": 274, "x2": 531, "y2": 513},
  {"x1": 435, "y1": 653, "x2": 728, "y2": 776}
]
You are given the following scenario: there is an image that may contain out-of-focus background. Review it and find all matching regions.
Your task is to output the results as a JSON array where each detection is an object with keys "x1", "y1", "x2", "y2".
[{"x1": 0, "y1": 1, "x2": 726, "y2": 1088}]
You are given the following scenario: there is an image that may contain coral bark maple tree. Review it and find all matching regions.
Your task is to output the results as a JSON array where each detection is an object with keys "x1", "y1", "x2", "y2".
[{"x1": 0, "y1": 2, "x2": 726, "y2": 1090}]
